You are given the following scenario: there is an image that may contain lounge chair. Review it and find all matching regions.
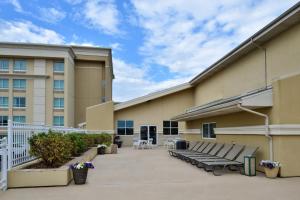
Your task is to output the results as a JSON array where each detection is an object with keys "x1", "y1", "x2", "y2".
[
  {"x1": 176, "y1": 142, "x2": 209, "y2": 160},
  {"x1": 185, "y1": 143, "x2": 224, "y2": 163},
  {"x1": 180, "y1": 143, "x2": 216, "y2": 161},
  {"x1": 191, "y1": 144, "x2": 243, "y2": 166},
  {"x1": 202, "y1": 146, "x2": 259, "y2": 176},
  {"x1": 168, "y1": 141, "x2": 201, "y2": 157}
]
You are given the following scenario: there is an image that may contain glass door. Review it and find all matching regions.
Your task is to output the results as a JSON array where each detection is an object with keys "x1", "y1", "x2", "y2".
[{"x1": 140, "y1": 125, "x2": 157, "y2": 145}]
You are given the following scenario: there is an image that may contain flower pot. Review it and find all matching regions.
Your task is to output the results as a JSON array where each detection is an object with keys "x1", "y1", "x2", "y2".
[
  {"x1": 97, "y1": 146, "x2": 106, "y2": 155},
  {"x1": 264, "y1": 167, "x2": 279, "y2": 178},
  {"x1": 72, "y1": 167, "x2": 88, "y2": 184}
]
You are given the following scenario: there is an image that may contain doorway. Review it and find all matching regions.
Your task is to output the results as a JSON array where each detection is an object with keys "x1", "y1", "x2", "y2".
[{"x1": 140, "y1": 125, "x2": 157, "y2": 145}]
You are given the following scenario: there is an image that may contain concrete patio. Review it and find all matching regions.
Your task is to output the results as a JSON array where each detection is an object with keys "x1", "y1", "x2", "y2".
[{"x1": 1, "y1": 147, "x2": 300, "y2": 200}]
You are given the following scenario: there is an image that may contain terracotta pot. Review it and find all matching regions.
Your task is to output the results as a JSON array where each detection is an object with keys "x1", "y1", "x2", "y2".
[{"x1": 264, "y1": 167, "x2": 279, "y2": 178}]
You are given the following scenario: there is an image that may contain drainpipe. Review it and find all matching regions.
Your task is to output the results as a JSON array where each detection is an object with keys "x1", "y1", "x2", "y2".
[
  {"x1": 250, "y1": 38, "x2": 268, "y2": 89},
  {"x1": 237, "y1": 104, "x2": 273, "y2": 161}
]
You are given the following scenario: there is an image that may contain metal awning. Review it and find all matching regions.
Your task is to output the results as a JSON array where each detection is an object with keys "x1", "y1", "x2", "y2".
[{"x1": 172, "y1": 87, "x2": 273, "y2": 121}]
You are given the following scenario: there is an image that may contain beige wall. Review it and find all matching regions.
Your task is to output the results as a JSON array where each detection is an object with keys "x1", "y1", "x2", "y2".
[
  {"x1": 65, "y1": 57, "x2": 75, "y2": 127},
  {"x1": 194, "y1": 23, "x2": 300, "y2": 108},
  {"x1": 114, "y1": 89, "x2": 194, "y2": 146},
  {"x1": 74, "y1": 61, "x2": 105, "y2": 125},
  {"x1": 86, "y1": 101, "x2": 114, "y2": 131}
]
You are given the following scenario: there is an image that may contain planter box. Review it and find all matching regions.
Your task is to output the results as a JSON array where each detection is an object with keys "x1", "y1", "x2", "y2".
[
  {"x1": 8, "y1": 147, "x2": 97, "y2": 188},
  {"x1": 105, "y1": 144, "x2": 118, "y2": 154}
]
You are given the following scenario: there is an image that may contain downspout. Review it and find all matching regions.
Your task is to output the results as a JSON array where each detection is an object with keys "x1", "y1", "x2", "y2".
[
  {"x1": 237, "y1": 104, "x2": 273, "y2": 161},
  {"x1": 250, "y1": 38, "x2": 268, "y2": 89}
]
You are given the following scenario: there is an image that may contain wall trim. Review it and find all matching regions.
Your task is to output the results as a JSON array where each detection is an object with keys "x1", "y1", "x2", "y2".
[{"x1": 214, "y1": 124, "x2": 300, "y2": 136}]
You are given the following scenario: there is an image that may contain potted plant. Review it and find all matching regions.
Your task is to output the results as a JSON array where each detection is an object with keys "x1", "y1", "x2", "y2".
[
  {"x1": 70, "y1": 162, "x2": 94, "y2": 185},
  {"x1": 97, "y1": 144, "x2": 107, "y2": 155},
  {"x1": 259, "y1": 160, "x2": 280, "y2": 178}
]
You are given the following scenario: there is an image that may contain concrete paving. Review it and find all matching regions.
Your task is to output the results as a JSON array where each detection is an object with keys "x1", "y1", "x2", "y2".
[{"x1": 1, "y1": 147, "x2": 300, "y2": 200}]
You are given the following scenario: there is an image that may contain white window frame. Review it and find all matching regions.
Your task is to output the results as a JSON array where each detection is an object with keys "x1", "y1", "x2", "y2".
[
  {"x1": 0, "y1": 78, "x2": 9, "y2": 89},
  {"x1": 53, "y1": 61, "x2": 64, "y2": 73},
  {"x1": 13, "y1": 60, "x2": 27, "y2": 72},
  {"x1": 202, "y1": 122, "x2": 216, "y2": 139},
  {"x1": 53, "y1": 98, "x2": 64, "y2": 109},
  {"x1": 116, "y1": 120, "x2": 134, "y2": 136},
  {"x1": 163, "y1": 120, "x2": 179, "y2": 135},
  {"x1": 13, "y1": 116, "x2": 26, "y2": 123},
  {"x1": 0, "y1": 59, "x2": 9, "y2": 72},
  {"x1": 0, "y1": 116, "x2": 8, "y2": 127},
  {"x1": 53, "y1": 80, "x2": 64, "y2": 91},
  {"x1": 13, "y1": 97, "x2": 26, "y2": 108},
  {"x1": 0, "y1": 97, "x2": 8, "y2": 108},
  {"x1": 53, "y1": 116, "x2": 64, "y2": 127},
  {"x1": 13, "y1": 79, "x2": 26, "y2": 90}
]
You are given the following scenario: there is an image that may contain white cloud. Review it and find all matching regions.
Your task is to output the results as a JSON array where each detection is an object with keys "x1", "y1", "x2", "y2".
[
  {"x1": 130, "y1": 0, "x2": 299, "y2": 78},
  {"x1": 82, "y1": 0, "x2": 120, "y2": 34},
  {"x1": 0, "y1": 20, "x2": 64, "y2": 44},
  {"x1": 8, "y1": 0, "x2": 23, "y2": 12},
  {"x1": 38, "y1": 7, "x2": 66, "y2": 23},
  {"x1": 110, "y1": 42, "x2": 122, "y2": 51},
  {"x1": 113, "y1": 58, "x2": 190, "y2": 101}
]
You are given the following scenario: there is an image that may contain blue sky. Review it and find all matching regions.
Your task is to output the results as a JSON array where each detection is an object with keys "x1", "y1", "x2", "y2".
[{"x1": 0, "y1": 0, "x2": 298, "y2": 101}]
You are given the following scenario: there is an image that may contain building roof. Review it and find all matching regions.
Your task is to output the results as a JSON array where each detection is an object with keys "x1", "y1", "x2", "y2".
[
  {"x1": 171, "y1": 87, "x2": 273, "y2": 121},
  {"x1": 190, "y1": 2, "x2": 300, "y2": 85},
  {"x1": 114, "y1": 83, "x2": 192, "y2": 111}
]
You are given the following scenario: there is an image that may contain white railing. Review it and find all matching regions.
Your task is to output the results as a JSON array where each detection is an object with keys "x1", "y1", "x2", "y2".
[
  {"x1": 6, "y1": 120, "x2": 98, "y2": 169},
  {"x1": 0, "y1": 137, "x2": 7, "y2": 191}
]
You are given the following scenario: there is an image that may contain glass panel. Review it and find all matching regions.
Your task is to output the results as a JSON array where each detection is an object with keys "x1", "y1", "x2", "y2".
[
  {"x1": 54, "y1": 80, "x2": 64, "y2": 90},
  {"x1": 117, "y1": 120, "x2": 125, "y2": 128},
  {"x1": 140, "y1": 126, "x2": 148, "y2": 140},
  {"x1": 0, "y1": 116, "x2": 8, "y2": 126},
  {"x1": 202, "y1": 124, "x2": 209, "y2": 138},
  {"x1": 171, "y1": 128, "x2": 178, "y2": 135},
  {"x1": 163, "y1": 121, "x2": 170, "y2": 127},
  {"x1": 53, "y1": 61, "x2": 64, "y2": 72},
  {"x1": 126, "y1": 120, "x2": 133, "y2": 128},
  {"x1": 53, "y1": 116, "x2": 64, "y2": 126},
  {"x1": 117, "y1": 128, "x2": 125, "y2": 135},
  {"x1": 0, "y1": 97, "x2": 8, "y2": 107},
  {"x1": 163, "y1": 128, "x2": 170, "y2": 135},
  {"x1": 126, "y1": 128, "x2": 134, "y2": 135},
  {"x1": 149, "y1": 126, "x2": 157, "y2": 144},
  {"x1": 210, "y1": 123, "x2": 216, "y2": 138},
  {"x1": 171, "y1": 121, "x2": 178, "y2": 127},
  {"x1": 0, "y1": 79, "x2": 9, "y2": 88},
  {"x1": 13, "y1": 79, "x2": 26, "y2": 89},
  {"x1": 14, "y1": 60, "x2": 26, "y2": 71},
  {"x1": 0, "y1": 59, "x2": 9, "y2": 71},
  {"x1": 13, "y1": 116, "x2": 26, "y2": 123}
]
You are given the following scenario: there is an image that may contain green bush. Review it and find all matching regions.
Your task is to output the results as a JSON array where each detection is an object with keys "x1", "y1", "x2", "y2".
[
  {"x1": 66, "y1": 133, "x2": 88, "y2": 156},
  {"x1": 29, "y1": 131, "x2": 73, "y2": 168},
  {"x1": 93, "y1": 133, "x2": 112, "y2": 146}
]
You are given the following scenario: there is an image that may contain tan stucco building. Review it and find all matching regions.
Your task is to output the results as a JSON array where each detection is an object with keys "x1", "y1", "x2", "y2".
[
  {"x1": 86, "y1": 3, "x2": 300, "y2": 177},
  {"x1": 0, "y1": 43, "x2": 113, "y2": 135}
]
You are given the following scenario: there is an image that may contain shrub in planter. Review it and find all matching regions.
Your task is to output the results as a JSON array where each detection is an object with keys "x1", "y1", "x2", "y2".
[
  {"x1": 80, "y1": 134, "x2": 95, "y2": 147},
  {"x1": 66, "y1": 133, "x2": 88, "y2": 156},
  {"x1": 29, "y1": 132, "x2": 73, "y2": 168},
  {"x1": 93, "y1": 133, "x2": 112, "y2": 146},
  {"x1": 70, "y1": 162, "x2": 94, "y2": 185}
]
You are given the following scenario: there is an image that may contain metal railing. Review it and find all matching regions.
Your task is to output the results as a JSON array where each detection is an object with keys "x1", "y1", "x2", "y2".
[{"x1": 0, "y1": 137, "x2": 7, "y2": 191}]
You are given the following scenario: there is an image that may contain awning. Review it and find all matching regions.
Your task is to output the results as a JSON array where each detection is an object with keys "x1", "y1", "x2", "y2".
[{"x1": 172, "y1": 87, "x2": 273, "y2": 121}]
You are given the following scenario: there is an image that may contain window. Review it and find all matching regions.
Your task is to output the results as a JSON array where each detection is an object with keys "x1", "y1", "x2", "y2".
[
  {"x1": 0, "y1": 97, "x2": 8, "y2": 108},
  {"x1": 0, "y1": 59, "x2": 9, "y2": 71},
  {"x1": 13, "y1": 97, "x2": 26, "y2": 108},
  {"x1": 53, "y1": 98, "x2": 64, "y2": 109},
  {"x1": 0, "y1": 79, "x2": 9, "y2": 89},
  {"x1": 53, "y1": 61, "x2": 64, "y2": 73},
  {"x1": 13, "y1": 116, "x2": 26, "y2": 123},
  {"x1": 14, "y1": 60, "x2": 27, "y2": 72},
  {"x1": 53, "y1": 116, "x2": 64, "y2": 126},
  {"x1": 13, "y1": 79, "x2": 26, "y2": 90},
  {"x1": 117, "y1": 120, "x2": 134, "y2": 135},
  {"x1": 0, "y1": 116, "x2": 8, "y2": 126},
  {"x1": 202, "y1": 123, "x2": 216, "y2": 139},
  {"x1": 53, "y1": 80, "x2": 64, "y2": 91},
  {"x1": 163, "y1": 120, "x2": 178, "y2": 135}
]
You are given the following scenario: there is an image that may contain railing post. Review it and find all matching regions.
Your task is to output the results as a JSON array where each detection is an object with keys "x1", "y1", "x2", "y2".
[
  {"x1": 7, "y1": 120, "x2": 13, "y2": 170},
  {"x1": 2, "y1": 137, "x2": 8, "y2": 191}
]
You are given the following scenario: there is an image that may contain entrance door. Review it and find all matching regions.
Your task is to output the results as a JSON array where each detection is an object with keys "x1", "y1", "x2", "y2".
[{"x1": 140, "y1": 126, "x2": 157, "y2": 145}]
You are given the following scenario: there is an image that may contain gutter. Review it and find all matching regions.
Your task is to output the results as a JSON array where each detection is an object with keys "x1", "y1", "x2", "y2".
[{"x1": 237, "y1": 104, "x2": 273, "y2": 161}]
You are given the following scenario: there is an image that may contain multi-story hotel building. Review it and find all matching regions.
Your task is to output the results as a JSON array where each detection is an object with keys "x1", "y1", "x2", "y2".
[{"x1": 0, "y1": 43, "x2": 113, "y2": 133}]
